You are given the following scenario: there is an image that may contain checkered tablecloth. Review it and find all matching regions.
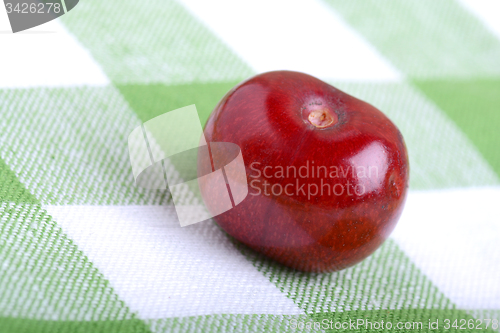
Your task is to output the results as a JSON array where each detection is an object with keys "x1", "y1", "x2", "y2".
[{"x1": 1, "y1": 0, "x2": 499, "y2": 332}]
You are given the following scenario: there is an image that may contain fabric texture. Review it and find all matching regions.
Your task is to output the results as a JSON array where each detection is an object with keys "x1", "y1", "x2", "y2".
[{"x1": 0, "y1": 0, "x2": 499, "y2": 332}]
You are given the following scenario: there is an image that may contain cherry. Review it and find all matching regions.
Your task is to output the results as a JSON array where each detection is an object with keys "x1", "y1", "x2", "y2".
[{"x1": 200, "y1": 71, "x2": 409, "y2": 273}]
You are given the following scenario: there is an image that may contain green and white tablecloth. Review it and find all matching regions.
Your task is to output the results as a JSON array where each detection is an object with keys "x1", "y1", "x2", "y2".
[{"x1": 1, "y1": 0, "x2": 499, "y2": 332}]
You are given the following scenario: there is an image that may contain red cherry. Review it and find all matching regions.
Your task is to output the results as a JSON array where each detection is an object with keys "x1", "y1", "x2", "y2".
[{"x1": 200, "y1": 71, "x2": 409, "y2": 273}]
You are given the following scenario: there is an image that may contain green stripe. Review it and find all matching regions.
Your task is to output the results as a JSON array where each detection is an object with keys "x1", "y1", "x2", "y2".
[
  {"x1": 0, "y1": 318, "x2": 150, "y2": 333},
  {"x1": 116, "y1": 81, "x2": 240, "y2": 125},
  {"x1": 2, "y1": 311, "x2": 496, "y2": 333},
  {"x1": 325, "y1": 0, "x2": 500, "y2": 78},
  {"x1": 0, "y1": 87, "x2": 169, "y2": 205},
  {"x1": 60, "y1": 0, "x2": 253, "y2": 84},
  {"x1": 414, "y1": 79, "x2": 500, "y2": 178},
  {"x1": 146, "y1": 314, "x2": 306, "y2": 333},
  {"x1": 0, "y1": 159, "x2": 37, "y2": 204},
  {"x1": 4, "y1": 310, "x2": 492, "y2": 333}
]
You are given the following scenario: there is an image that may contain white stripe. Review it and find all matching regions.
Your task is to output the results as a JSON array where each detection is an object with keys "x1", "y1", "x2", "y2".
[
  {"x1": 392, "y1": 187, "x2": 500, "y2": 309},
  {"x1": 43, "y1": 205, "x2": 305, "y2": 319},
  {"x1": 457, "y1": 0, "x2": 500, "y2": 40},
  {"x1": 177, "y1": 0, "x2": 402, "y2": 82},
  {"x1": 0, "y1": 9, "x2": 109, "y2": 88}
]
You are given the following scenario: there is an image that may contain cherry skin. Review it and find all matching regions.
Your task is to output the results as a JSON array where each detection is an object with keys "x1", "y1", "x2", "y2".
[{"x1": 200, "y1": 71, "x2": 409, "y2": 273}]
